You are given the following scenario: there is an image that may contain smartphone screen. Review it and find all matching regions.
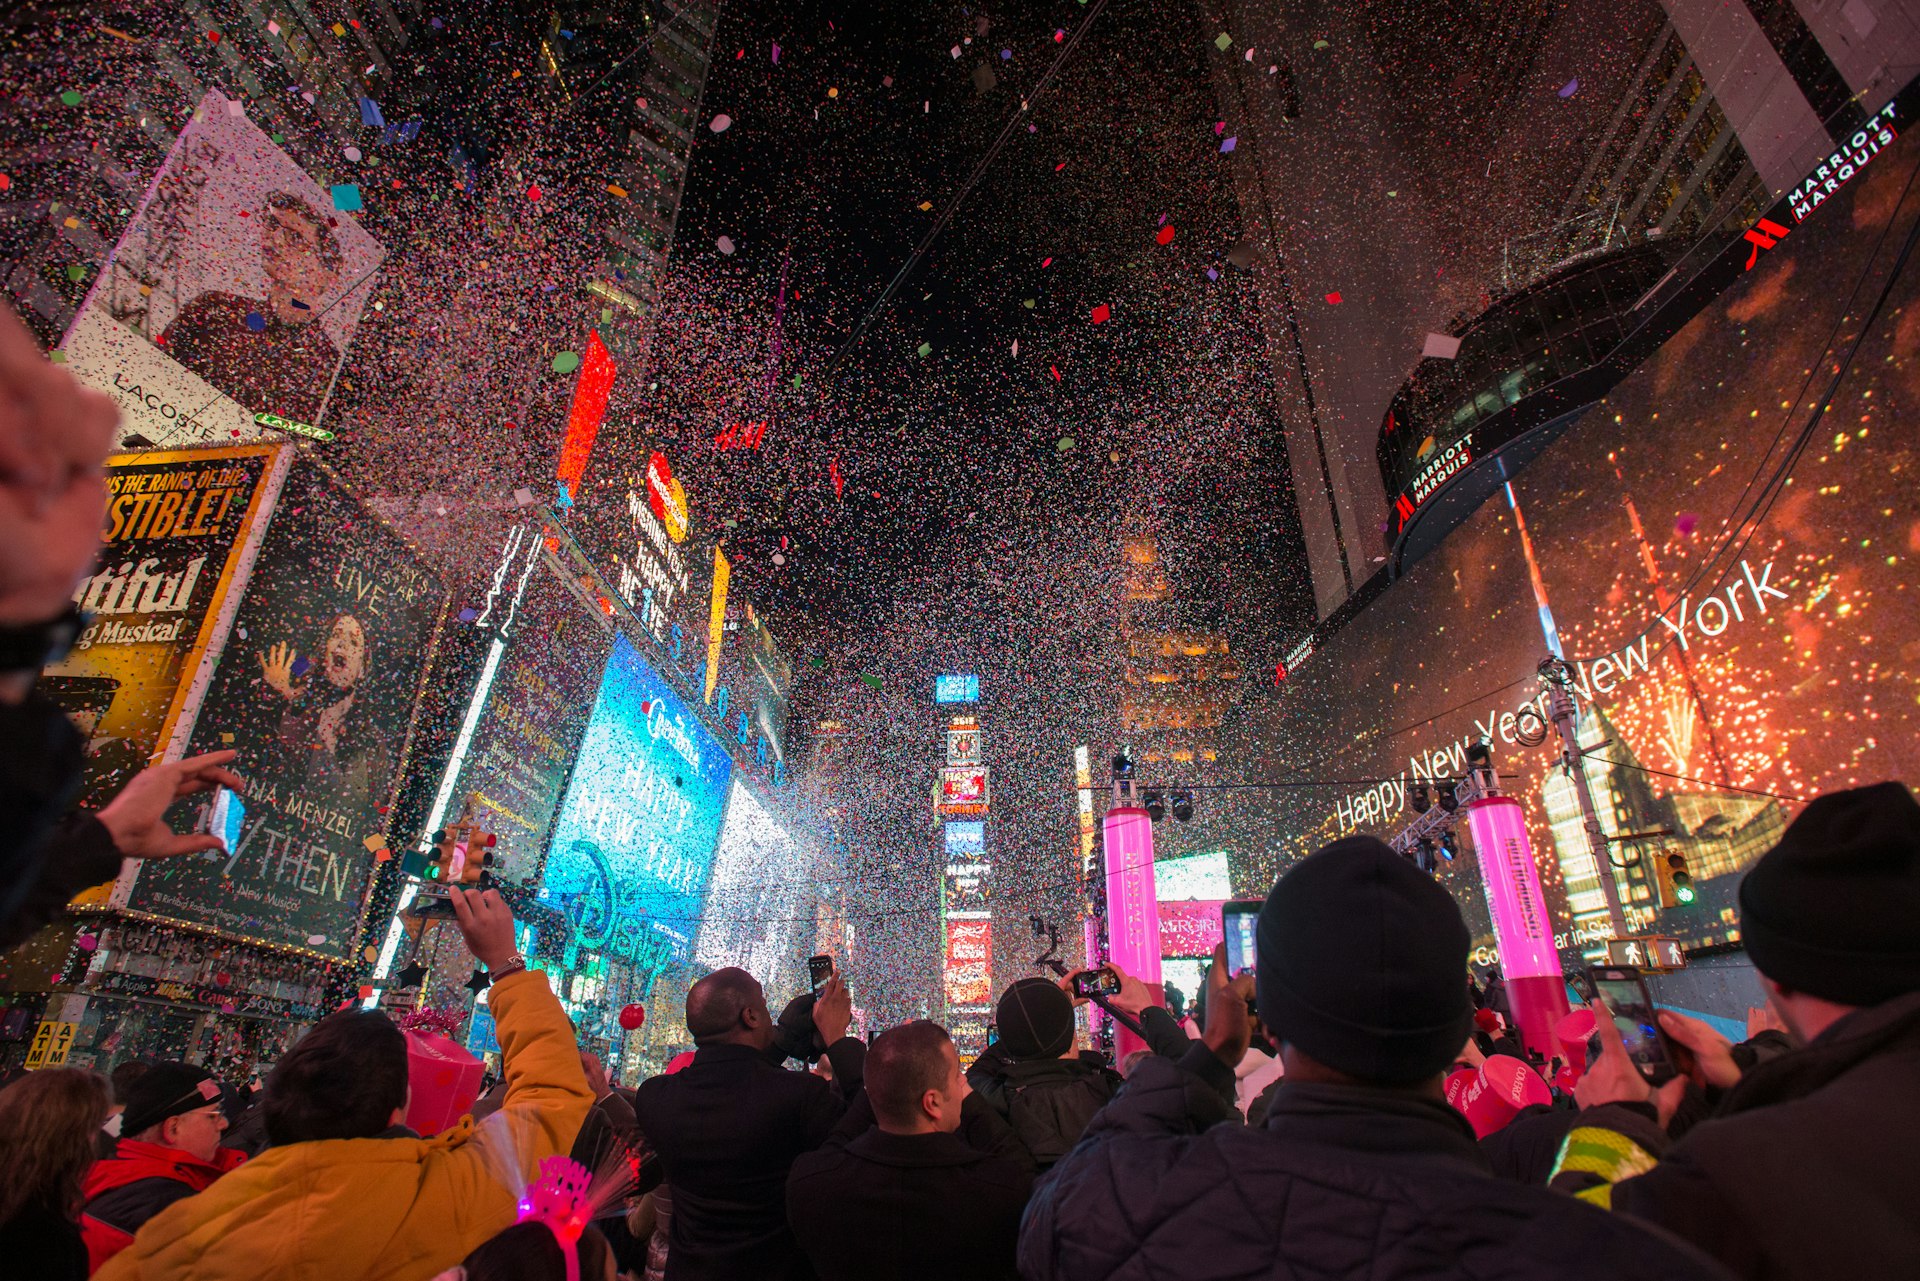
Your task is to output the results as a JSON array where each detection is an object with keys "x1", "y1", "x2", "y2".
[
  {"x1": 1222, "y1": 901, "x2": 1261, "y2": 977},
  {"x1": 1071, "y1": 968, "x2": 1120, "y2": 999},
  {"x1": 808, "y1": 954, "x2": 834, "y2": 997},
  {"x1": 1590, "y1": 970, "x2": 1674, "y2": 1077},
  {"x1": 209, "y1": 787, "x2": 245, "y2": 854}
]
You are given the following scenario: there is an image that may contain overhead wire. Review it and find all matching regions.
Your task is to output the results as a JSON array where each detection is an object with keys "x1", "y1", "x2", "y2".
[{"x1": 828, "y1": 0, "x2": 1113, "y2": 363}]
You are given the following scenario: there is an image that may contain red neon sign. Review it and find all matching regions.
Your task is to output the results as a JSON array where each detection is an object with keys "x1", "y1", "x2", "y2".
[
  {"x1": 556, "y1": 330, "x2": 616, "y2": 500},
  {"x1": 714, "y1": 420, "x2": 767, "y2": 451}
]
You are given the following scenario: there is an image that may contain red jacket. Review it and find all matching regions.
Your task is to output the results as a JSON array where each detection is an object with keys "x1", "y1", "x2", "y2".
[{"x1": 81, "y1": 1139, "x2": 244, "y2": 1272}]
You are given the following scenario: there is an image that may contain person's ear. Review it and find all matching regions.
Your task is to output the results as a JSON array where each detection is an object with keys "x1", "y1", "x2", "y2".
[{"x1": 921, "y1": 1088, "x2": 942, "y2": 1124}]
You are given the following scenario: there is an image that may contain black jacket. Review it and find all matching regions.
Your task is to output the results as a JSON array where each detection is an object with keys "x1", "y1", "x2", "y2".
[
  {"x1": 968, "y1": 1005, "x2": 1187, "y2": 1171},
  {"x1": 1019, "y1": 1042, "x2": 1732, "y2": 1281},
  {"x1": 1571, "y1": 991, "x2": 1920, "y2": 1279},
  {"x1": 0, "y1": 1201, "x2": 86, "y2": 1281},
  {"x1": 786, "y1": 1091, "x2": 1033, "y2": 1281},
  {"x1": 632, "y1": 1037, "x2": 866, "y2": 1281},
  {"x1": 0, "y1": 691, "x2": 119, "y2": 950}
]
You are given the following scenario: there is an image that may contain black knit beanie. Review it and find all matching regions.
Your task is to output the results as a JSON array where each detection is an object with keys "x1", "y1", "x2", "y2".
[
  {"x1": 1739, "y1": 781, "x2": 1920, "y2": 1006},
  {"x1": 1256, "y1": 836, "x2": 1474, "y2": 1084},
  {"x1": 120, "y1": 1061, "x2": 222, "y2": 1138},
  {"x1": 995, "y1": 976, "x2": 1074, "y2": 1060}
]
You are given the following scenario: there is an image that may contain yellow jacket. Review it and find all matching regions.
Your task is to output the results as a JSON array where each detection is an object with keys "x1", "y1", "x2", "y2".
[{"x1": 96, "y1": 970, "x2": 592, "y2": 1281}]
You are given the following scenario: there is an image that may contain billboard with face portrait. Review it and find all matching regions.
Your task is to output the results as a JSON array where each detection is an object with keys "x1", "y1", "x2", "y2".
[
  {"x1": 127, "y1": 456, "x2": 443, "y2": 959},
  {"x1": 63, "y1": 89, "x2": 384, "y2": 445}
]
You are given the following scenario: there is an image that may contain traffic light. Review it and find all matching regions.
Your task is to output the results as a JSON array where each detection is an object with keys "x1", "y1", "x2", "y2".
[
  {"x1": 427, "y1": 827, "x2": 460, "y2": 883},
  {"x1": 1667, "y1": 851, "x2": 1695, "y2": 905},
  {"x1": 1653, "y1": 848, "x2": 1696, "y2": 908},
  {"x1": 427, "y1": 822, "x2": 497, "y2": 885}
]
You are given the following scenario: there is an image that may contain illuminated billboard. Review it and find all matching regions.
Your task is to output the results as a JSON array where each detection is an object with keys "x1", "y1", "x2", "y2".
[
  {"x1": 945, "y1": 722, "x2": 983, "y2": 765},
  {"x1": 1236, "y1": 124, "x2": 1920, "y2": 961},
  {"x1": 934, "y1": 674, "x2": 980, "y2": 703},
  {"x1": 133, "y1": 456, "x2": 443, "y2": 959},
  {"x1": 943, "y1": 918, "x2": 992, "y2": 1008},
  {"x1": 945, "y1": 822, "x2": 986, "y2": 857},
  {"x1": 541, "y1": 633, "x2": 732, "y2": 970},
  {"x1": 944, "y1": 817, "x2": 990, "y2": 915},
  {"x1": 556, "y1": 330, "x2": 616, "y2": 504},
  {"x1": 39, "y1": 447, "x2": 275, "y2": 905},
  {"x1": 404, "y1": 534, "x2": 611, "y2": 887},
  {"x1": 695, "y1": 780, "x2": 807, "y2": 996},
  {"x1": 939, "y1": 765, "x2": 990, "y2": 816},
  {"x1": 67, "y1": 89, "x2": 383, "y2": 438}
]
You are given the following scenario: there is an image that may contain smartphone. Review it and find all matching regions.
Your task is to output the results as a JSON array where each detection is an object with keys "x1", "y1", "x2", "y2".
[
  {"x1": 1222, "y1": 901, "x2": 1261, "y2": 978},
  {"x1": 1071, "y1": 967, "x2": 1121, "y2": 999},
  {"x1": 807, "y1": 954, "x2": 835, "y2": 997},
  {"x1": 205, "y1": 786, "x2": 245, "y2": 854},
  {"x1": 1588, "y1": 965, "x2": 1682, "y2": 1083}
]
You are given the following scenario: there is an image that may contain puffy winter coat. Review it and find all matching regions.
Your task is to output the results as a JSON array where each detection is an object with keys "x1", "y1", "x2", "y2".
[
  {"x1": 93, "y1": 969, "x2": 591, "y2": 1281},
  {"x1": 81, "y1": 1138, "x2": 245, "y2": 1270},
  {"x1": 1019, "y1": 1043, "x2": 1733, "y2": 1281}
]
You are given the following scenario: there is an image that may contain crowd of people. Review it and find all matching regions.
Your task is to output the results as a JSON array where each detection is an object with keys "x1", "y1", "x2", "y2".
[
  {"x1": 0, "y1": 788, "x2": 1913, "y2": 1281},
  {"x1": 3, "y1": 309, "x2": 1918, "y2": 1281}
]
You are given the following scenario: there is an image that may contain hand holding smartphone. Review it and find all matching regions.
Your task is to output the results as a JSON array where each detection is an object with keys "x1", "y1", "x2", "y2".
[
  {"x1": 808, "y1": 954, "x2": 835, "y2": 998},
  {"x1": 1221, "y1": 901, "x2": 1261, "y2": 977},
  {"x1": 202, "y1": 785, "x2": 245, "y2": 855},
  {"x1": 1587, "y1": 965, "x2": 1693, "y2": 1084},
  {"x1": 1069, "y1": 966, "x2": 1121, "y2": 1000}
]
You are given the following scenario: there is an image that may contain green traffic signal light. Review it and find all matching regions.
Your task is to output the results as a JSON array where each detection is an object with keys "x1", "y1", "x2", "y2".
[{"x1": 1666, "y1": 852, "x2": 1695, "y2": 904}]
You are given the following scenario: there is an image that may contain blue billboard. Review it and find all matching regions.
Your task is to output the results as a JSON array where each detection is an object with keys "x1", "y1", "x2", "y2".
[
  {"x1": 541, "y1": 634, "x2": 732, "y2": 970},
  {"x1": 934, "y1": 674, "x2": 980, "y2": 703},
  {"x1": 945, "y1": 822, "x2": 986, "y2": 856}
]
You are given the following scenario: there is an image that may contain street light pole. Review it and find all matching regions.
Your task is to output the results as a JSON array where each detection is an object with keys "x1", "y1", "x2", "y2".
[{"x1": 1539, "y1": 657, "x2": 1627, "y2": 939}]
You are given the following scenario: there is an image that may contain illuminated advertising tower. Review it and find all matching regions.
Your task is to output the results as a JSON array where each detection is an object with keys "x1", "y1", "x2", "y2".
[
  {"x1": 935, "y1": 675, "x2": 992, "y2": 1056},
  {"x1": 1102, "y1": 760, "x2": 1163, "y2": 1059}
]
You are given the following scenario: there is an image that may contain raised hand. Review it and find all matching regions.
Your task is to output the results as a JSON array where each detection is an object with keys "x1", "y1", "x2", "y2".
[
  {"x1": 1202, "y1": 943, "x2": 1256, "y2": 1067},
  {"x1": 259, "y1": 642, "x2": 297, "y2": 698},
  {"x1": 97, "y1": 751, "x2": 245, "y2": 858}
]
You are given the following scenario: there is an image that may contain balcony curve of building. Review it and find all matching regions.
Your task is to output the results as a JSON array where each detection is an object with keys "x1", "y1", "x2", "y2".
[{"x1": 1377, "y1": 239, "x2": 1704, "y2": 577}]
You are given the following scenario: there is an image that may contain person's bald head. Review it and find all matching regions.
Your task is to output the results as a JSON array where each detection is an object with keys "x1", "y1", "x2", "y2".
[{"x1": 686, "y1": 967, "x2": 772, "y2": 1049}]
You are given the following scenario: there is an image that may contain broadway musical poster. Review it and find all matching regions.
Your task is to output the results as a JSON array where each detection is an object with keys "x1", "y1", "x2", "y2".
[
  {"x1": 128, "y1": 456, "x2": 445, "y2": 959},
  {"x1": 40, "y1": 446, "x2": 276, "y2": 904}
]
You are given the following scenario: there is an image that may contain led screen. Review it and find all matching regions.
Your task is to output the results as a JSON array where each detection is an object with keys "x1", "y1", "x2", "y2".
[
  {"x1": 1227, "y1": 126, "x2": 1920, "y2": 962},
  {"x1": 694, "y1": 780, "x2": 808, "y2": 996},
  {"x1": 934, "y1": 673, "x2": 980, "y2": 703},
  {"x1": 541, "y1": 633, "x2": 732, "y2": 971},
  {"x1": 944, "y1": 918, "x2": 992, "y2": 1007},
  {"x1": 944, "y1": 822, "x2": 986, "y2": 856}
]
